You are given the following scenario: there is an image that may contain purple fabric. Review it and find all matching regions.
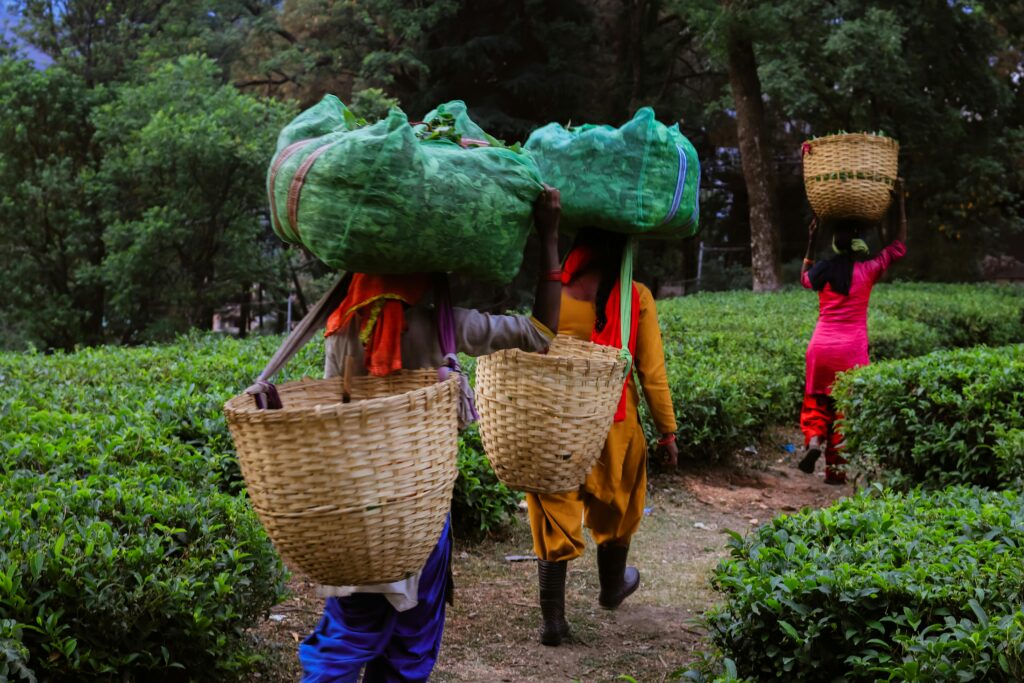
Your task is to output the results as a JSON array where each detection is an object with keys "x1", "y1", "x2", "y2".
[
  {"x1": 299, "y1": 519, "x2": 452, "y2": 683},
  {"x1": 433, "y1": 275, "x2": 479, "y2": 427},
  {"x1": 250, "y1": 381, "x2": 283, "y2": 410}
]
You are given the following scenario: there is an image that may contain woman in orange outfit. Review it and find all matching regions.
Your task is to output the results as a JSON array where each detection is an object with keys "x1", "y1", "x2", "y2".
[{"x1": 526, "y1": 228, "x2": 678, "y2": 646}]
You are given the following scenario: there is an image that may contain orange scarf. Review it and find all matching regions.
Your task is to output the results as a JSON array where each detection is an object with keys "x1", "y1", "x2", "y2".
[
  {"x1": 562, "y1": 246, "x2": 639, "y2": 422},
  {"x1": 324, "y1": 274, "x2": 430, "y2": 376}
]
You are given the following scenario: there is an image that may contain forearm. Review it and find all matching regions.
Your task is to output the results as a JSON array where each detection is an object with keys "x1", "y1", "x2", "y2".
[
  {"x1": 801, "y1": 234, "x2": 817, "y2": 275},
  {"x1": 531, "y1": 234, "x2": 561, "y2": 334},
  {"x1": 896, "y1": 200, "x2": 908, "y2": 243}
]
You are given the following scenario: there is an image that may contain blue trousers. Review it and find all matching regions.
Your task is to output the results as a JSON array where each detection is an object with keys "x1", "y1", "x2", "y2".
[{"x1": 299, "y1": 520, "x2": 452, "y2": 683}]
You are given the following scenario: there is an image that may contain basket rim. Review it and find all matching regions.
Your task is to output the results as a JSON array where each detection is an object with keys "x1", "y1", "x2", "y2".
[
  {"x1": 224, "y1": 372, "x2": 457, "y2": 418},
  {"x1": 803, "y1": 132, "x2": 899, "y2": 149},
  {"x1": 483, "y1": 340, "x2": 626, "y2": 369}
]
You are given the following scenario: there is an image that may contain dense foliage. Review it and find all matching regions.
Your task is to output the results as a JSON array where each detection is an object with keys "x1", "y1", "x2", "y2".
[
  {"x1": 0, "y1": 335, "x2": 311, "y2": 679},
  {"x1": 0, "y1": 332, "x2": 520, "y2": 679},
  {"x1": 699, "y1": 486, "x2": 1024, "y2": 682},
  {"x1": 652, "y1": 283, "x2": 1024, "y2": 459},
  {"x1": 3, "y1": 1, "x2": 1022, "y2": 348},
  {"x1": 833, "y1": 344, "x2": 1024, "y2": 489}
]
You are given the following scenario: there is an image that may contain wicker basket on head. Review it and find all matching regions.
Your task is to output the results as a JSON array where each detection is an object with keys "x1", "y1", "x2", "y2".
[
  {"x1": 474, "y1": 335, "x2": 629, "y2": 494},
  {"x1": 224, "y1": 371, "x2": 459, "y2": 586},
  {"x1": 802, "y1": 133, "x2": 899, "y2": 222}
]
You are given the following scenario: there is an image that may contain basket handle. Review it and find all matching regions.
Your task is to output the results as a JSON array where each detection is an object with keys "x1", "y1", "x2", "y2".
[
  {"x1": 244, "y1": 272, "x2": 352, "y2": 409},
  {"x1": 434, "y1": 273, "x2": 479, "y2": 428},
  {"x1": 342, "y1": 355, "x2": 354, "y2": 404}
]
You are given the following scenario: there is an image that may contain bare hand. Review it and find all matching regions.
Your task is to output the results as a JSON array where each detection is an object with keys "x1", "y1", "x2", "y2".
[
  {"x1": 534, "y1": 185, "x2": 561, "y2": 242},
  {"x1": 658, "y1": 437, "x2": 679, "y2": 467},
  {"x1": 808, "y1": 218, "x2": 819, "y2": 239}
]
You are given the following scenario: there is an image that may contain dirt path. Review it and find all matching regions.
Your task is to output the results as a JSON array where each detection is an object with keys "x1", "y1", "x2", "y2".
[{"x1": 249, "y1": 429, "x2": 847, "y2": 682}]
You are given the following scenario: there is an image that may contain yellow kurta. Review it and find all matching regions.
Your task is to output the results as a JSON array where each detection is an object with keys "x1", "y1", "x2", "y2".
[{"x1": 527, "y1": 284, "x2": 677, "y2": 561}]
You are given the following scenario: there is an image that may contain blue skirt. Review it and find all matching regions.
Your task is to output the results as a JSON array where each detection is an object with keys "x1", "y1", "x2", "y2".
[{"x1": 299, "y1": 519, "x2": 452, "y2": 683}]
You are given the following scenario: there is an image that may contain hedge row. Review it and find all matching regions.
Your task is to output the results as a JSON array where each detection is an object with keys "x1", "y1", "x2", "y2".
[
  {"x1": 653, "y1": 283, "x2": 1023, "y2": 459},
  {"x1": 834, "y1": 344, "x2": 1024, "y2": 489},
  {"x1": 0, "y1": 333, "x2": 521, "y2": 679},
  {"x1": 693, "y1": 486, "x2": 1024, "y2": 682},
  {"x1": 0, "y1": 335, "x2": 310, "y2": 679}
]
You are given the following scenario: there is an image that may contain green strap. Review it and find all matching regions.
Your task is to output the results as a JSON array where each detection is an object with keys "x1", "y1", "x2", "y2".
[{"x1": 618, "y1": 238, "x2": 636, "y2": 376}]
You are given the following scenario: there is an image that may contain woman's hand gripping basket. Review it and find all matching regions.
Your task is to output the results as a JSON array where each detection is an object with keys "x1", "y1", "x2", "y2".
[
  {"x1": 474, "y1": 335, "x2": 628, "y2": 493},
  {"x1": 224, "y1": 370, "x2": 459, "y2": 586}
]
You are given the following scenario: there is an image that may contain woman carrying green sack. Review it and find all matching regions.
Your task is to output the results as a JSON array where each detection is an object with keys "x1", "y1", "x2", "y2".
[
  {"x1": 525, "y1": 228, "x2": 679, "y2": 647},
  {"x1": 797, "y1": 180, "x2": 908, "y2": 485}
]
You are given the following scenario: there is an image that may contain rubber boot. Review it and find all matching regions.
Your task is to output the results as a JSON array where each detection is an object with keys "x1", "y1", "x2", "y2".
[
  {"x1": 798, "y1": 435, "x2": 823, "y2": 474},
  {"x1": 597, "y1": 543, "x2": 640, "y2": 610},
  {"x1": 537, "y1": 560, "x2": 570, "y2": 646}
]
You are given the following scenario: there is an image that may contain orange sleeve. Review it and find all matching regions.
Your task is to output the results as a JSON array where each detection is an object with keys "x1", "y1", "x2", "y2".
[{"x1": 633, "y1": 284, "x2": 677, "y2": 435}]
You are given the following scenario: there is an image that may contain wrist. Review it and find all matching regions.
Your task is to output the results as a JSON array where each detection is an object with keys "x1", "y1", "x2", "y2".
[{"x1": 657, "y1": 433, "x2": 676, "y2": 446}]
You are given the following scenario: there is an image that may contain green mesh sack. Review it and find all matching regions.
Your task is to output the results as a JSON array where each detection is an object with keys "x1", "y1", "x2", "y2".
[
  {"x1": 267, "y1": 96, "x2": 544, "y2": 283},
  {"x1": 525, "y1": 107, "x2": 700, "y2": 237}
]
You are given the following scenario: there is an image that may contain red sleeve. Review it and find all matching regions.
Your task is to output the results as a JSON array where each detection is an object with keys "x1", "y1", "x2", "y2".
[
  {"x1": 801, "y1": 270, "x2": 813, "y2": 289},
  {"x1": 864, "y1": 240, "x2": 907, "y2": 283}
]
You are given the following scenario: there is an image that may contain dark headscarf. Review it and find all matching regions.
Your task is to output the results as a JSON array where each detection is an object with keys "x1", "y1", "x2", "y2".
[{"x1": 808, "y1": 218, "x2": 871, "y2": 296}]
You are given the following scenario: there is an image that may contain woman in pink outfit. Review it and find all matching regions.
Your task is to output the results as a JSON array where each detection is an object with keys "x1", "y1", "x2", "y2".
[{"x1": 797, "y1": 182, "x2": 908, "y2": 484}]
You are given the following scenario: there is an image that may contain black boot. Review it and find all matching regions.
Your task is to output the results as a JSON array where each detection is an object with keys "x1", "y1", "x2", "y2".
[
  {"x1": 798, "y1": 436, "x2": 823, "y2": 474},
  {"x1": 597, "y1": 543, "x2": 640, "y2": 610},
  {"x1": 537, "y1": 560, "x2": 570, "y2": 646}
]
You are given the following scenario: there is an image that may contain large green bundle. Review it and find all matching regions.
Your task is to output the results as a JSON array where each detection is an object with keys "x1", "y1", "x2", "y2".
[
  {"x1": 267, "y1": 96, "x2": 544, "y2": 283},
  {"x1": 525, "y1": 107, "x2": 700, "y2": 237}
]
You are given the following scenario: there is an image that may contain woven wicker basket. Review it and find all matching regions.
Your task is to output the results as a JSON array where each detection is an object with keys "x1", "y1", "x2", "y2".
[
  {"x1": 802, "y1": 133, "x2": 899, "y2": 222},
  {"x1": 475, "y1": 335, "x2": 629, "y2": 494},
  {"x1": 224, "y1": 371, "x2": 459, "y2": 586}
]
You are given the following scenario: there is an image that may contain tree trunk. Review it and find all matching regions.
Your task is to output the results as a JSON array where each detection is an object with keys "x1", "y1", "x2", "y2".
[{"x1": 724, "y1": 20, "x2": 782, "y2": 292}]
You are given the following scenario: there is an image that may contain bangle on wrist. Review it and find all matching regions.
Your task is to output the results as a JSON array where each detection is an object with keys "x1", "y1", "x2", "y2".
[
  {"x1": 542, "y1": 269, "x2": 562, "y2": 282},
  {"x1": 657, "y1": 433, "x2": 676, "y2": 446},
  {"x1": 803, "y1": 258, "x2": 815, "y2": 266}
]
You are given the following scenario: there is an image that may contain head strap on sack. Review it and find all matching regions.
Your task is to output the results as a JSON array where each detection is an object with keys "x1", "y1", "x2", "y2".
[{"x1": 618, "y1": 238, "x2": 636, "y2": 378}]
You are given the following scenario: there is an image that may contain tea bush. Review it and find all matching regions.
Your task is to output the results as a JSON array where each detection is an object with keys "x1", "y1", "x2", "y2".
[
  {"x1": 653, "y1": 283, "x2": 1023, "y2": 459},
  {"x1": 702, "y1": 486, "x2": 1024, "y2": 681},
  {"x1": 0, "y1": 335, "x2": 309, "y2": 679},
  {"x1": 832, "y1": 344, "x2": 1024, "y2": 489}
]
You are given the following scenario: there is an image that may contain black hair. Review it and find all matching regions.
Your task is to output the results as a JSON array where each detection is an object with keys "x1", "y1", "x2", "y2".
[
  {"x1": 808, "y1": 217, "x2": 871, "y2": 296},
  {"x1": 569, "y1": 228, "x2": 627, "y2": 332}
]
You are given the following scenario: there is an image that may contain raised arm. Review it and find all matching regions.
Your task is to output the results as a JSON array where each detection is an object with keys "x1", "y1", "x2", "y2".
[
  {"x1": 891, "y1": 178, "x2": 908, "y2": 244},
  {"x1": 800, "y1": 218, "x2": 819, "y2": 288},
  {"x1": 531, "y1": 186, "x2": 562, "y2": 335}
]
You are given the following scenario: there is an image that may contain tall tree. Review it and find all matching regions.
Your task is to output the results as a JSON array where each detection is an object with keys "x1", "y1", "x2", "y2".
[
  {"x1": 92, "y1": 55, "x2": 293, "y2": 341},
  {"x1": 0, "y1": 59, "x2": 106, "y2": 349},
  {"x1": 753, "y1": 0, "x2": 1024, "y2": 279},
  {"x1": 722, "y1": 4, "x2": 781, "y2": 291}
]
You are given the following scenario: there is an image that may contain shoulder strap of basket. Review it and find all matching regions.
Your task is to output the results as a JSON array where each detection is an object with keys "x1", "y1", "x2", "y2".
[
  {"x1": 434, "y1": 273, "x2": 479, "y2": 429},
  {"x1": 244, "y1": 272, "x2": 352, "y2": 408},
  {"x1": 619, "y1": 238, "x2": 636, "y2": 377}
]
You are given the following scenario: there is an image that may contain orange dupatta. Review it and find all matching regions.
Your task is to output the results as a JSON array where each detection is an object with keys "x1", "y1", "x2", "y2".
[
  {"x1": 324, "y1": 273, "x2": 431, "y2": 376},
  {"x1": 561, "y1": 245, "x2": 639, "y2": 422}
]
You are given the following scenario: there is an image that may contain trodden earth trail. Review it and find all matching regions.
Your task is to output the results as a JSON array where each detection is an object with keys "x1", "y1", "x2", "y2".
[{"x1": 248, "y1": 428, "x2": 846, "y2": 683}]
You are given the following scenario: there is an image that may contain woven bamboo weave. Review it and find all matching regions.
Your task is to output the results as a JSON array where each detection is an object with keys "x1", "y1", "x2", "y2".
[
  {"x1": 224, "y1": 371, "x2": 459, "y2": 586},
  {"x1": 802, "y1": 133, "x2": 899, "y2": 222},
  {"x1": 475, "y1": 335, "x2": 629, "y2": 494}
]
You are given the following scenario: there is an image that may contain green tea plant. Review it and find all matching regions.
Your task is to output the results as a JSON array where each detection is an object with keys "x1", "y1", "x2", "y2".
[
  {"x1": 699, "y1": 486, "x2": 1024, "y2": 681},
  {"x1": 651, "y1": 283, "x2": 1023, "y2": 459},
  {"x1": 452, "y1": 424, "x2": 523, "y2": 534},
  {"x1": 833, "y1": 344, "x2": 1024, "y2": 489},
  {"x1": 0, "y1": 334, "x2": 320, "y2": 679}
]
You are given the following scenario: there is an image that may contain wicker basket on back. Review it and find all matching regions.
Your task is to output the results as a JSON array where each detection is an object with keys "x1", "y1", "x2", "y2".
[
  {"x1": 224, "y1": 371, "x2": 459, "y2": 586},
  {"x1": 802, "y1": 133, "x2": 899, "y2": 222},
  {"x1": 475, "y1": 335, "x2": 629, "y2": 494}
]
